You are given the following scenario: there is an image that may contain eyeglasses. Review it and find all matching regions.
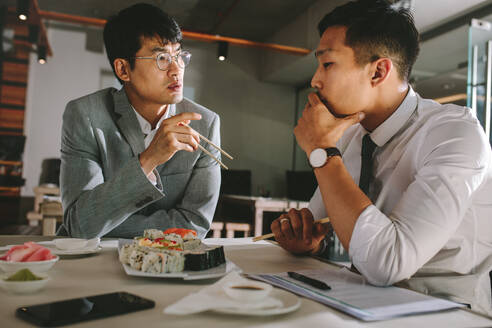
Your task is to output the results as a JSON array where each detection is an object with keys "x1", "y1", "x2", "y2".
[{"x1": 133, "y1": 51, "x2": 192, "y2": 71}]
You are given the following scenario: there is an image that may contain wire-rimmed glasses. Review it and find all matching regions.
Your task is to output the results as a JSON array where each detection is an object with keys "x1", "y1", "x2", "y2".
[{"x1": 134, "y1": 51, "x2": 192, "y2": 71}]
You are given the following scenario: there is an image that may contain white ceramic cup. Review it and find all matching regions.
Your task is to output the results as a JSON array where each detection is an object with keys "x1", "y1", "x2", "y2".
[{"x1": 223, "y1": 280, "x2": 273, "y2": 302}]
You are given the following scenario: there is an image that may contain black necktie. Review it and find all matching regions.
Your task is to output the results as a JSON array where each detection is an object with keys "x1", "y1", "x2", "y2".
[
  {"x1": 359, "y1": 134, "x2": 377, "y2": 195},
  {"x1": 350, "y1": 134, "x2": 377, "y2": 274}
]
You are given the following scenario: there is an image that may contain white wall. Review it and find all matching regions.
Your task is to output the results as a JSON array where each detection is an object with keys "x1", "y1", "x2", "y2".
[
  {"x1": 22, "y1": 25, "x2": 296, "y2": 198},
  {"x1": 185, "y1": 40, "x2": 295, "y2": 196},
  {"x1": 23, "y1": 27, "x2": 113, "y2": 196}
]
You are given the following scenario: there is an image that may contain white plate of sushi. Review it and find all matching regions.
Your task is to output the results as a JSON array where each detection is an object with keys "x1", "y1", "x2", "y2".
[{"x1": 118, "y1": 239, "x2": 241, "y2": 280}]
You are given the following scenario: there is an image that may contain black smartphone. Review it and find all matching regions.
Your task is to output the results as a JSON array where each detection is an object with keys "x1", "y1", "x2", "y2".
[{"x1": 16, "y1": 291, "x2": 155, "y2": 327}]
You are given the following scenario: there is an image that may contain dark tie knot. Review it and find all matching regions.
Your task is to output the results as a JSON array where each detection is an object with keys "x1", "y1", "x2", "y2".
[{"x1": 362, "y1": 134, "x2": 377, "y2": 157}]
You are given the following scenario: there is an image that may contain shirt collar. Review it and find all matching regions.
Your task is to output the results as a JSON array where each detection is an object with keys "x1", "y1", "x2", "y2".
[
  {"x1": 369, "y1": 86, "x2": 418, "y2": 147},
  {"x1": 131, "y1": 104, "x2": 176, "y2": 135}
]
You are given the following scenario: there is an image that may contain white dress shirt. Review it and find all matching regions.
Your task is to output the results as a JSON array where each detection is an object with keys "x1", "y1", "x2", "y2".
[
  {"x1": 308, "y1": 87, "x2": 492, "y2": 316},
  {"x1": 132, "y1": 104, "x2": 176, "y2": 185}
]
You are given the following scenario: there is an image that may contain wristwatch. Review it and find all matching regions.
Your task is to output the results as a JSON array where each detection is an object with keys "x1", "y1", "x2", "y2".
[{"x1": 309, "y1": 147, "x2": 341, "y2": 168}]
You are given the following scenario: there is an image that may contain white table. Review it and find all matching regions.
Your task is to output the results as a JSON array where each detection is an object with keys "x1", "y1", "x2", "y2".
[{"x1": 0, "y1": 236, "x2": 491, "y2": 327}]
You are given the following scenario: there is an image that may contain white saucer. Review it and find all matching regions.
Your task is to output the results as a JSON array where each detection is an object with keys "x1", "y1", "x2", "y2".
[
  {"x1": 54, "y1": 238, "x2": 100, "y2": 250},
  {"x1": 213, "y1": 289, "x2": 301, "y2": 316},
  {"x1": 45, "y1": 245, "x2": 102, "y2": 256}
]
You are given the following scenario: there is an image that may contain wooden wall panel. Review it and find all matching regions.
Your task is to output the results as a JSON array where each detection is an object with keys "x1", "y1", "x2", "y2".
[
  {"x1": 2, "y1": 62, "x2": 28, "y2": 83},
  {"x1": 12, "y1": 24, "x2": 28, "y2": 37},
  {"x1": 0, "y1": 108, "x2": 24, "y2": 130},
  {"x1": 0, "y1": 10, "x2": 30, "y2": 197},
  {"x1": 0, "y1": 85, "x2": 26, "y2": 106}
]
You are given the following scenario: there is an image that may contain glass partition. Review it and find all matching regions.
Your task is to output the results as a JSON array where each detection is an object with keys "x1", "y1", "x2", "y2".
[{"x1": 467, "y1": 18, "x2": 492, "y2": 143}]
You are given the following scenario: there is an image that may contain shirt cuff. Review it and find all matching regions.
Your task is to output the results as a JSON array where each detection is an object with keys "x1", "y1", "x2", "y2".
[
  {"x1": 138, "y1": 161, "x2": 158, "y2": 187},
  {"x1": 147, "y1": 171, "x2": 157, "y2": 186}
]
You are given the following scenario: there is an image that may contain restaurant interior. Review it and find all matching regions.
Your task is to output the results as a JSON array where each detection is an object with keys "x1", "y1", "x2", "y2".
[{"x1": 0, "y1": 0, "x2": 492, "y2": 327}]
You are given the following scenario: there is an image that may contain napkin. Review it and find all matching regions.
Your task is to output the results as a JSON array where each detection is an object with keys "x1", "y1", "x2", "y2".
[{"x1": 164, "y1": 271, "x2": 283, "y2": 315}]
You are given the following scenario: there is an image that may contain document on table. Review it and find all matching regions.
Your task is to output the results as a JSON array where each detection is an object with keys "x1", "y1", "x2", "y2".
[{"x1": 249, "y1": 267, "x2": 464, "y2": 321}]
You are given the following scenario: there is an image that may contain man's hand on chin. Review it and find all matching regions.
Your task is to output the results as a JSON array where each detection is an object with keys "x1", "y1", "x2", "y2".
[
  {"x1": 294, "y1": 92, "x2": 364, "y2": 155},
  {"x1": 271, "y1": 208, "x2": 330, "y2": 255}
]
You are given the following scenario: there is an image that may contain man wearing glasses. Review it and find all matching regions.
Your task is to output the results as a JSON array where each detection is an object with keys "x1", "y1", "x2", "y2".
[{"x1": 57, "y1": 3, "x2": 221, "y2": 239}]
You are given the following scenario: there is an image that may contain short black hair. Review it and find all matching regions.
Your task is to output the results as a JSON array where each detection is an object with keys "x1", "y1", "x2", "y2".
[
  {"x1": 318, "y1": 0, "x2": 419, "y2": 81},
  {"x1": 103, "y1": 3, "x2": 182, "y2": 84}
]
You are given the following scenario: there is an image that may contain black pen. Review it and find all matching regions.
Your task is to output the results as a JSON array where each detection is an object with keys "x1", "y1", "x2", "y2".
[{"x1": 287, "y1": 271, "x2": 331, "y2": 290}]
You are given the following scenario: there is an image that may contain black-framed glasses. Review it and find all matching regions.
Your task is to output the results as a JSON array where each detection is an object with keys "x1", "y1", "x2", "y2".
[{"x1": 133, "y1": 51, "x2": 191, "y2": 71}]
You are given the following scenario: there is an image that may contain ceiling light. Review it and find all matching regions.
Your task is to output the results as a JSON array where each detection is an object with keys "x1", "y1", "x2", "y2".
[
  {"x1": 17, "y1": 0, "x2": 30, "y2": 21},
  {"x1": 218, "y1": 41, "x2": 228, "y2": 62},
  {"x1": 37, "y1": 45, "x2": 46, "y2": 64}
]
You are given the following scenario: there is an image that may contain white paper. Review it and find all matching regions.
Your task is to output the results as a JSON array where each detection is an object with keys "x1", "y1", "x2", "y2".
[{"x1": 250, "y1": 267, "x2": 464, "y2": 321}]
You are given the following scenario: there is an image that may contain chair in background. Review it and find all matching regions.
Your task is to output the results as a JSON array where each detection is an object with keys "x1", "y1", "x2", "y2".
[
  {"x1": 225, "y1": 222, "x2": 251, "y2": 238},
  {"x1": 26, "y1": 158, "x2": 63, "y2": 235},
  {"x1": 220, "y1": 169, "x2": 251, "y2": 196},
  {"x1": 209, "y1": 221, "x2": 224, "y2": 238},
  {"x1": 214, "y1": 169, "x2": 253, "y2": 237},
  {"x1": 38, "y1": 158, "x2": 61, "y2": 187},
  {"x1": 0, "y1": 135, "x2": 25, "y2": 162},
  {"x1": 286, "y1": 170, "x2": 317, "y2": 201}
]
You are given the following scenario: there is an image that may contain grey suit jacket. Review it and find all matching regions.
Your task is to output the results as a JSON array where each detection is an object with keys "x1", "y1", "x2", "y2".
[{"x1": 57, "y1": 87, "x2": 221, "y2": 239}]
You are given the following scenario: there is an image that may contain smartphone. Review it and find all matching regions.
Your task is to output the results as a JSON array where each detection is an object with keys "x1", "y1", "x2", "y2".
[{"x1": 16, "y1": 291, "x2": 155, "y2": 327}]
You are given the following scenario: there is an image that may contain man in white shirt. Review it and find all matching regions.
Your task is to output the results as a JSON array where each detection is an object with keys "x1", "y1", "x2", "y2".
[{"x1": 271, "y1": 0, "x2": 492, "y2": 316}]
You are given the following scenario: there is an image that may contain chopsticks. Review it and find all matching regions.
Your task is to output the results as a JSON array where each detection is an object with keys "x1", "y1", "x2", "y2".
[
  {"x1": 252, "y1": 217, "x2": 331, "y2": 242},
  {"x1": 197, "y1": 144, "x2": 228, "y2": 170},
  {"x1": 196, "y1": 132, "x2": 233, "y2": 160},
  {"x1": 182, "y1": 122, "x2": 233, "y2": 169}
]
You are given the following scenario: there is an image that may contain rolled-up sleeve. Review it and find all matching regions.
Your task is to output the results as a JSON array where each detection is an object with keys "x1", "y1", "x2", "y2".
[{"x1": 349, "y1": 118, "x2": 490, "y2": 286}]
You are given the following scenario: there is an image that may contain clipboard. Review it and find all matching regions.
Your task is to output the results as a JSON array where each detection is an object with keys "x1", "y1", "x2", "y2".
[{"x1": 249, "y1": 267, "x2": 464, "y2": 321}]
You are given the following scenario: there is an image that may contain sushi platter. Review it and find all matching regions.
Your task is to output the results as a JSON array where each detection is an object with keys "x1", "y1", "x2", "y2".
[{"x1": 118, "y1": 229, "x2": 240, "y2": 280}]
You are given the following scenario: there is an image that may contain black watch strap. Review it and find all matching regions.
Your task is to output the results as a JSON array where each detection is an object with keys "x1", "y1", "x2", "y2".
[{"x1": 325, "y1": 147, "x2": 342, "y2": 158}]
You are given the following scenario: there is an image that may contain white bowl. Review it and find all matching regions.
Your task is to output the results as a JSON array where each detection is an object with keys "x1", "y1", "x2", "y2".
[
  {"x1": 0, "y1": 275, "x2": 49, "y2": 294},
  {"x1": 54, "y1": 237, "x2": 100, "y2": 250},
  {"x1": 223, "y1": 280, "x2": 273, "y2": 302},
  {"x1": 0, "y1": 256, "x2": 59, "y2": 274}
]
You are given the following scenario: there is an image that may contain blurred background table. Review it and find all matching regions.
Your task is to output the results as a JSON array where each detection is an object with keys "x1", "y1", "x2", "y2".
[{"x1": 220, "y1": 194, "x2": 309, "y2": 236}]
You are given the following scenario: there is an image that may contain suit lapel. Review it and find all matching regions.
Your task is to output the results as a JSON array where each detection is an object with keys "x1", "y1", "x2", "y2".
[{"x1": 113, "y1": 88, "x2": 145, "y2": 156}]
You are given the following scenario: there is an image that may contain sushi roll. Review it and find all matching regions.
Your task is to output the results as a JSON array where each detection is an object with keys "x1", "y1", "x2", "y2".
[
  {"x1": 119, "y1": 244, "x2": 133, "y2": 264},
  {"x1": 163, "y1": 233, "x2": 184, "y2": 245},
  {"x1": 183, "y1": 239, "x2": 201, "y2": 250},
  {"x1": 184, "y1": 245, "x2": 225, "y2": 271},
  {"x1": 129, "y1": 249, "x2": 147, "y2": 270},
  {"x1": 164, "y1": 252, "x2": 185, "y2": 273},
  {"x1": 141, "y1": 252, "x2": 164, "y2": 273},
  {"x1": 143, "y1": 229, "x2": 165, "y2": 240},
  {"x1": 119, "y1": 229, "x2": 226, "y2": 273}
]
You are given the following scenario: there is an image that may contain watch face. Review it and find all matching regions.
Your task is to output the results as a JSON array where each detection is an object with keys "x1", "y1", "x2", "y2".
[{"x1": 309, "y1": 148, "x2": 327, "y2": 168}]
